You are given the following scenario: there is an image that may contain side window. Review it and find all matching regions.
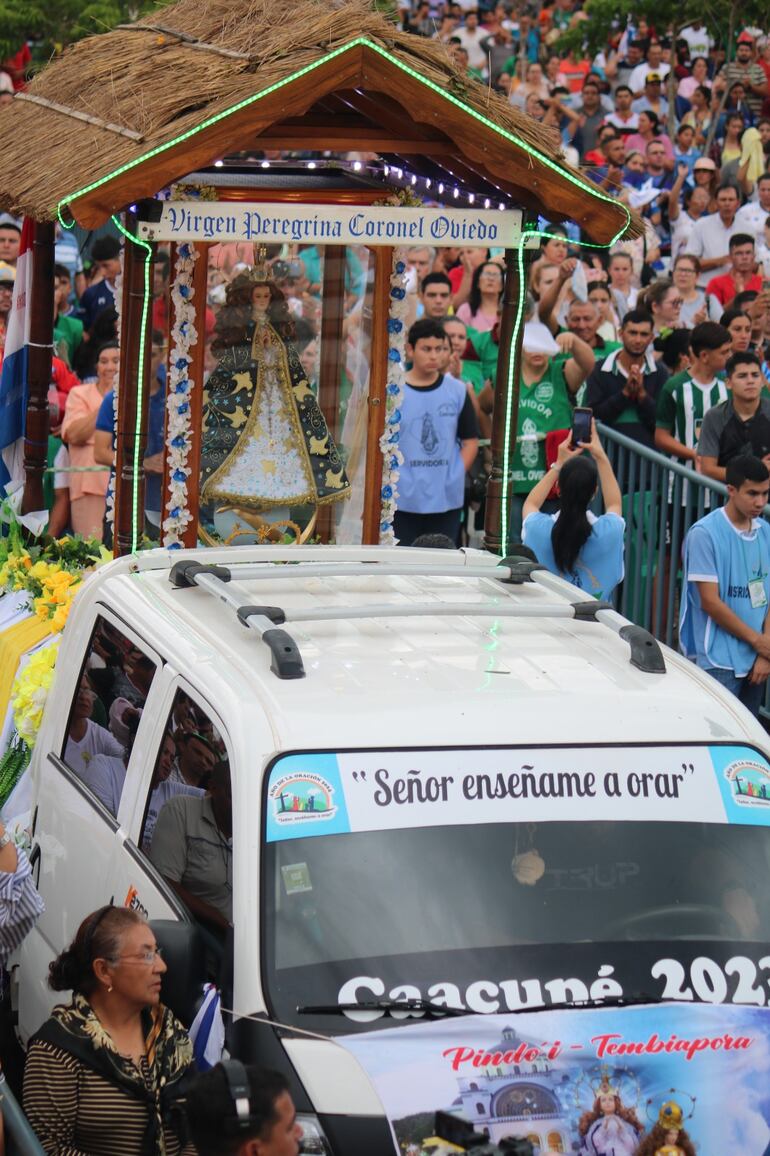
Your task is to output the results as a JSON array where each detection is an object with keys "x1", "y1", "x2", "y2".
[
  {"x1": 61, "y1": 615, "x2": 157, "y2": 817},
  {"x1": 140, "y1": 689, "x2": 232, "y2": 937}
]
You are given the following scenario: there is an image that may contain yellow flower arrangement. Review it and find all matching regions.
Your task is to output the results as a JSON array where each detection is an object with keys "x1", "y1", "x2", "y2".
[{"x1": 11, "y1": 641, "x2": 60, "y2": 746}]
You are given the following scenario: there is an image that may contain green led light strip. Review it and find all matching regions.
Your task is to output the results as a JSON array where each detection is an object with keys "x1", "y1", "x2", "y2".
[
  {"x1": 111, "y1": 214, "x2": 152, "y2": 555},
  {"x1": 53, "y1": 34, "x2": 631, "y2": 552}
]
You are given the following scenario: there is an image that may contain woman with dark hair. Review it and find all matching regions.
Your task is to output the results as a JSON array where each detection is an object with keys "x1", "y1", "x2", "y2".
[
  {"x1": 522, "y1": 422, "x2": 624, "y2": 599},
  {"x1": 200, "y1": 264, "x2": 350, "y2": 543},
  {"x1": 715, "y1": 111, "x2": 747, "y2": 180},
  {"x1": 682, "y1": 85, "x2": 713, "y2": 148},
  {"x1": 721, "y1": 306, "x2": 753, "y2": 352},
  {"x1": 456, "y1": 261, "x2": 505, "y2": 332},
  {"x1": 24, "y1": 906, "x2": 194, "y2": 1155}
]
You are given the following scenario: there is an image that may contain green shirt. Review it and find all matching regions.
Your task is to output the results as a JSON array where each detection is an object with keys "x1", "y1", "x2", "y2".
[
  {"x1": 512, "y1": 361, "x2": 574, "y2": 493},
  {"x1": 655, "y1": 372, "x2": 728, "y2": 451},
  {"x1": 467, "y1": 327, "x2": 499, "y2": 386},
  {"x1": 53, "y1": 314, "x2": 83, "y2": 368}
]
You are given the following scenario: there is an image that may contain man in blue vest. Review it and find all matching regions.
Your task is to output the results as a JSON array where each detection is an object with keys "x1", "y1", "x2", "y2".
[
  {"x1": 680, "y1": 454, "x2": 770, "y2": 716},
  {"x1": 394, "y1": 318, "x2": 479, "y2": 547}
]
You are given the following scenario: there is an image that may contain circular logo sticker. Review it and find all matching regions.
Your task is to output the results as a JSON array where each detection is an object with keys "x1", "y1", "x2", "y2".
[{"x1": 534, "y1": 381, "x2": 554, "y2": 403}]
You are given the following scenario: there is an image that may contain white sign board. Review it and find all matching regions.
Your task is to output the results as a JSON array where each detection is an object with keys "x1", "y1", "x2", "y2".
[
  {"x1": 263, "y1": 744, "x2": 769, "y2": 843},
  {"x1": 137, "y1": 200, "x2": 529, "y2": 248}
]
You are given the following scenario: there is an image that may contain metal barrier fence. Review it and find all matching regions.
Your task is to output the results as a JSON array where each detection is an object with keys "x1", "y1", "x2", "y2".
[
  {"x1": 596, "y1": 422, "x2": 729, "y2": 651},
  {"x1": 596, "y1": 422, "x2": 770, "y2": 722},
  {"x1": 0, "y1": 1072, "x2": 46, "y2": 1156}
]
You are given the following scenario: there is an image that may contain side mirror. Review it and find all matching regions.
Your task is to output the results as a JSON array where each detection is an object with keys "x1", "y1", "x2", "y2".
[{"x1": 150, "y1": 919, "x2": 206, "y2": 1027}]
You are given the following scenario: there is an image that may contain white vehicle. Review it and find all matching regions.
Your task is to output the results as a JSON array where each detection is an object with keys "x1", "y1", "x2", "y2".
[{"x1": 14, "y1": 545, "x2": 770, "y2": 1153}]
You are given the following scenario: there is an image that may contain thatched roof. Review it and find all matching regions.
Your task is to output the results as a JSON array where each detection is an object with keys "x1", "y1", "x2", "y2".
[{"x1": 0, "y1": 0, "x2": 638, "y2": 241}]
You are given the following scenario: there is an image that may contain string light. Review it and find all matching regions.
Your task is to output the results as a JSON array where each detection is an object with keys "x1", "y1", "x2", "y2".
[
  {"x1": 411, "y1": 174, "x2": 417, "y2": 186},
  {"x1": 452, "y1": 187, "x2": 459, "y2": 199},
  {"x1": 214, "y1": 159, "x2": 223, "y2": 168},
  {"x1": 260, "y1": 160, "x2": 271, "y2": 168},
  {"x1": 353, "y1": 160, "x2": 362, "y2": 171},
  {"x1": 468, "y1": 193, "x2": 475, "y2": 204},
  {"x1": 484, "y1": 198, "x2": 491, "y2": 208},
  {"x1": 438, "y1": 182, "x2": 444, "y2": 194},
  {"x1": 307, "y1": 161, "x2": 316, "y2": 169}
]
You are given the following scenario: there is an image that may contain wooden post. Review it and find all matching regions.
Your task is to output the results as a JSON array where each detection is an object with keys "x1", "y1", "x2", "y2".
[
  {"x1": 484, "y1": 241, "x2": 534, "y2": 555},
  {"x1": 315, "y1": 244, "x2": 346, "y2": 543},
  {"x1": 361, "y1": 245, "x2": 392, "y2": 544},
  {"x1": 21, "y1": 220, "x2": 55, "y2": 516},
  {"x1": 114, "y1": 220, "x2": 153, "y2": 555}
]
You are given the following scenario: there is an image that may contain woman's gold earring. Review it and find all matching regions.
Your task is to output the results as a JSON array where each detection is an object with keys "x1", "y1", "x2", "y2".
[{"x1": 107, "y1": 985, "x2": 113, "y2": 993}]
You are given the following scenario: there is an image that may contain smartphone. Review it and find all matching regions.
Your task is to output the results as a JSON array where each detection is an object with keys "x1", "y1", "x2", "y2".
[{"x1": 571, "y1": 406, "x2": 592, "y2": 448}]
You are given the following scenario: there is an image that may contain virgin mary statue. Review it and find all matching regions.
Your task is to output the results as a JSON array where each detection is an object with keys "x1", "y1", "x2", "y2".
[{"x1": 200, "y1": 263, "x2": 349, "y2": 542}]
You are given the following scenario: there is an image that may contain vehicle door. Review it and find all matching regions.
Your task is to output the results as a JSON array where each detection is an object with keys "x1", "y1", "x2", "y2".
[{"x1": 16, "y1": 607, "x2": 169, "y2": 1040}]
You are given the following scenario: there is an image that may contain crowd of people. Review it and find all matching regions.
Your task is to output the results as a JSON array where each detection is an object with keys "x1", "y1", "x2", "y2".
[{"x1": 376, "y1": 3, "x2": 770, "y2": 717}]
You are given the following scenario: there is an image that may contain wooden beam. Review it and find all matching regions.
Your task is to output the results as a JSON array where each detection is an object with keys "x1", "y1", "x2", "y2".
[
  {"x1": 114, "y1": 222, "x2": 152, "y2": 554},
  {"x1": 69, "y1": 46, "x2": 368, "y2": 228},
  {"x1": 361, "y1": 245, "x2": 391, "y2": 545},
  {"x1": 22, "y1": 221, "x2": 54, "y2": 517},
  {"x1": 336, "y1": 88, "x2": 511, "y2": 201},
  {"x1": 315, "y1": 245, "x2": 346, "y2": 544},
  {"x1": 256, "y1": 130, "x2": 456, "y2": 154}
]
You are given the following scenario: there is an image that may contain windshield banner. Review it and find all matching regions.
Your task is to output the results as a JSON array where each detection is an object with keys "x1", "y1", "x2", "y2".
[
  {"x1": 265, "y1": 746, "x2": 770, "y2": 842},
  {"x1": 337, "y1": 1003, "x2": 770, "y2": 1154}
]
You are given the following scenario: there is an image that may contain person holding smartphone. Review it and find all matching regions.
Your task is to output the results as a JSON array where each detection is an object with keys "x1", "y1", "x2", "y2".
[{"x1": 522, "y1": 420, "x2": 625, "y2": 600}]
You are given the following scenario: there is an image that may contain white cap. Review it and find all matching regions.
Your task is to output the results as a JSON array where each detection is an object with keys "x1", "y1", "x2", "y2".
[{"x1": 522, "y1": 320, "x2": 560, "y2": 356}]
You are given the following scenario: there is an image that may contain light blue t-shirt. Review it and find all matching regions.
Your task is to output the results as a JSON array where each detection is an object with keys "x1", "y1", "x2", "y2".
[
  {"x1": 522, "y1": 511, "x2": 625, "y2": 599},
  {"x1": 680, "y1": 507, "x2": 770, "y2": 677}
]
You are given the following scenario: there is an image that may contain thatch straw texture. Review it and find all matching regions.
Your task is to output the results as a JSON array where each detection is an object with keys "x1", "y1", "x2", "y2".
[{"x1": 0, "y1": 0, "x2": 637, "y2": 237}]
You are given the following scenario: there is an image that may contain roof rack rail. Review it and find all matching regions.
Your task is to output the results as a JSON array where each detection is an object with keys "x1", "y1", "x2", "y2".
[
  {"x1": 169, "y1": 560, "x2": 304, "y2": 679},
  {"x1": 168, "y1": 556, "x2": 666, "y2": 678}
]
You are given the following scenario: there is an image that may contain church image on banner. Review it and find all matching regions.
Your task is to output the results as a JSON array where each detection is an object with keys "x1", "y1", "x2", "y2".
[{"x1": 409, "y1": 1024, "x2": 573, "y2": 1153}]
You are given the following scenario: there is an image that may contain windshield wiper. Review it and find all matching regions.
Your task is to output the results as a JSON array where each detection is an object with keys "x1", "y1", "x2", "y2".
[
  {"x1": 298, "y1": 992, "x2": 664, "y2": 1018},
  {"x1": 297, "y1": 998, "x2": 469, "y2": 1018},
  {"x1": 521, "y1": 992, "x2": 665, "y2": 1014}
]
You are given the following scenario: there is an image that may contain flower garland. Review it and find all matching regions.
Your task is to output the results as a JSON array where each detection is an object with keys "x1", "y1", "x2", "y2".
[
  {"x1": 0, "y1": 536, "x2": 109, "y2": 632},
  {"x1": 378, "y1": 247, "x2": 409, "y2": 544},
  {"x1": 12, "y1": 642, "x2": 60, "y2": 747},
  {"x1": 106, "y1": 252, "x2": 124, "y2": 531},
  {"x1": 163, "y1": 243, "x2": 199, "y2": 548}
]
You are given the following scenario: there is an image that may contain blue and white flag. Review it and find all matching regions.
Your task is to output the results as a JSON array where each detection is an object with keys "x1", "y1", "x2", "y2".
[
  {"x1": 189, "y1": 983, "x2": 226, "y2": 1070},
  {"x1": 0, "y1": 219, "x2": 33, "y2": 498}
]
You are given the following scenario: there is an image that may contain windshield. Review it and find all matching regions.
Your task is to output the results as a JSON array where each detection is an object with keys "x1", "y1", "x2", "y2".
[{"x1": 262, "y1": 745, "x2": 770, "y2": 1032}]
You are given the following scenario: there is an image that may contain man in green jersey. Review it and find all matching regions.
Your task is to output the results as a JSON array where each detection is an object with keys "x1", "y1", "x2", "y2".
[
  {"x1": 510, "y1": 320, "x2": 596, "y2": 541},
  {"x1": 655, "y1": 322, "x2": 732, "y2": 467}
]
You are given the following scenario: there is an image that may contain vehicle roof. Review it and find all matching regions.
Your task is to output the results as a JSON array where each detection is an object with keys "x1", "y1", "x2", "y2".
[{"x1": 87, "y1": 545, "x2": 766, "y2": 754}]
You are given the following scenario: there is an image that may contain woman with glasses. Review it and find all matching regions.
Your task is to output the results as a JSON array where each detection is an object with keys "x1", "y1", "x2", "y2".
[
  {"x1": 456, "y1": 261, "x2": 505, "y2": 333},
  {"x1": 672, "y1": 255, "x2": 708, "y2": 328},
  {"x1": 24, "y1": 906, "x2": 194, "y2": 1155}
]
